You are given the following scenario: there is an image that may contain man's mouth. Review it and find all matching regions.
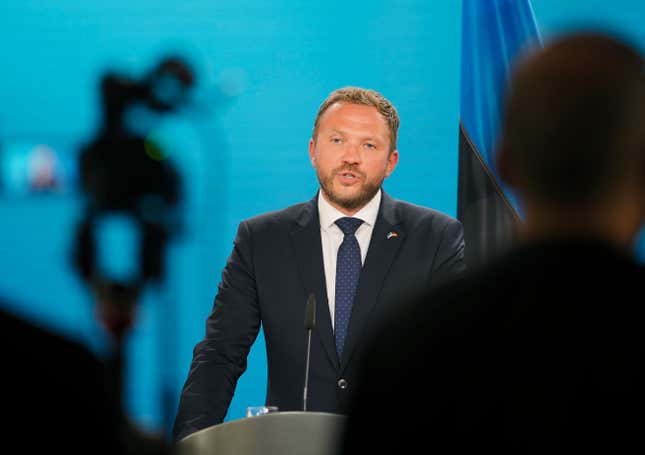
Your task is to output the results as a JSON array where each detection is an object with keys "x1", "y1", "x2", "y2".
[{"x1": 335, "y1": 170, "x2": 362, "y2": 185}]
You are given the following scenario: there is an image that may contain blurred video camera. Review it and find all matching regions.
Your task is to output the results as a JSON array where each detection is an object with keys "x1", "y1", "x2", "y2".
[{"x1": 73, "y1": 56, "x2": 194, "y2": 334}]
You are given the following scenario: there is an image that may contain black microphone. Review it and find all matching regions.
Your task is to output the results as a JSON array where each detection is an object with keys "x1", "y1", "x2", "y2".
[{"x1": 303, "y1": 293, "x2": 316, "y2": 411}]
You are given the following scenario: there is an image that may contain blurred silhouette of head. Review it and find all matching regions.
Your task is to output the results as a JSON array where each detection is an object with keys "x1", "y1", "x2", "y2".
[{"x1": 496, "y1": 31, "x2": 645, "y2": 248}]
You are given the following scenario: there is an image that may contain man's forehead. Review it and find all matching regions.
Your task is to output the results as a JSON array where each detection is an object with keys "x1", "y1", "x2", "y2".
[
  {"x1": 320, "y1": 103, "x2": 387, "y2": 126},
  {"x1": 325, "y1": 101, "x2": 378, "y2": 114}
]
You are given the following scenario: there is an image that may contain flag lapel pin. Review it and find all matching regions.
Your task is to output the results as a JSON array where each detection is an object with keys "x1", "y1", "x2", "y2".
[{"x1": 386, "y1": 231, "x2": 398, "y2": 240}]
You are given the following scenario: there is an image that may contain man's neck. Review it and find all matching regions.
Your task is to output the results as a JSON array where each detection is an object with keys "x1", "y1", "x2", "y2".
[{"x1": 520, "y1": 201, "x2": 643, "y2": 253}]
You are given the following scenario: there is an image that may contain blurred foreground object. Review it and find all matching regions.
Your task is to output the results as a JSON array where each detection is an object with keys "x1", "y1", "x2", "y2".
[{"x1": 343, "y1": 30, "x2": 645, "y2": 454}]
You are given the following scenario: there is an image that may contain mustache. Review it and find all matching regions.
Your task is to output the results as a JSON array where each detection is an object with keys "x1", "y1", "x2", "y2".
[{"x1": 333, "y1": 165, "x2": 364, "y2": 178}]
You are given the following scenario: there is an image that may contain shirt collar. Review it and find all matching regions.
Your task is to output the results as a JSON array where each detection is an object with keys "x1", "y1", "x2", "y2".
[{"x1": 318, "y1": 188, "x2": 381, "y2": 231}]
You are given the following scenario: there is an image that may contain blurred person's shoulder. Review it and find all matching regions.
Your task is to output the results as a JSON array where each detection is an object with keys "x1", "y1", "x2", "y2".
[
  {"x1": 385, "y1": 237, "x2": 645, "y2": 337},
  {"x1": 0, "y1": 303, "x2": 96, "y2": 362}
]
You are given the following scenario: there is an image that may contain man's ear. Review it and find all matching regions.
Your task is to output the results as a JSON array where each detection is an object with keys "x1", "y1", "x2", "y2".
[
  {"x1": 385, "y1": 149, "x2": 399, "y2": 178},
  {"x1": 308, "y1": 138, "x2": 316, "y2": 167}
]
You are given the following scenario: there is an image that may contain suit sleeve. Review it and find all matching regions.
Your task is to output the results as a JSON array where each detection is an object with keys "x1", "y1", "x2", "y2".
[
  {"x1": 172, "y1": 220, "x2": 261, "y2": 442},
  {"x1": 430, "y1": 218, "x2": 466, "y2": 287}
]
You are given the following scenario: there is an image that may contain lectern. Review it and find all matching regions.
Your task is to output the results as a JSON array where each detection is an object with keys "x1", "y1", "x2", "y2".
[{"x1": 176, "y1": 411, "x2": 347, "y2": 455}]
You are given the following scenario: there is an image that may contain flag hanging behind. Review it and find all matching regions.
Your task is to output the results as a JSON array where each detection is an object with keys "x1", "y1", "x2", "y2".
[{"x1": 458, "y1": 0, "x2": 541, "y2": 268}]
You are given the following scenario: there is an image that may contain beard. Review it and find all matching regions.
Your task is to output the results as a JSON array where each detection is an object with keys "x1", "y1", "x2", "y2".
[{"x1": 317, "y1": 165, "x2": 384, "y2": 212}]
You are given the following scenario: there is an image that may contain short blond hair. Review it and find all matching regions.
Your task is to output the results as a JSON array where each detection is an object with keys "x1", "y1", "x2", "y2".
[{"x1": 312, "y1": 87, "x2": 399, "y2": 153}]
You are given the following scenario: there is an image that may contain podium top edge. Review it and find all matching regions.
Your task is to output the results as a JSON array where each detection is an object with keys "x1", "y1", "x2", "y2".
[{"x1": 179, "y1": 411, "x2": 348, "y2": 444}]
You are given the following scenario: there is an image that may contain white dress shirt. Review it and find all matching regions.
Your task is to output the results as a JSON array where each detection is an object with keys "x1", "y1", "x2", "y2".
[{"x1": 318, "y1": 189, "x2": 381, "y2": 330}]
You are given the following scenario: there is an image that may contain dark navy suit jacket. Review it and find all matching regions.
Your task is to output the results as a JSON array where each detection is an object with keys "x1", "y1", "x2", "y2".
[{"x1": 172, "y1": 191, "x2": 465, "y2": 441}]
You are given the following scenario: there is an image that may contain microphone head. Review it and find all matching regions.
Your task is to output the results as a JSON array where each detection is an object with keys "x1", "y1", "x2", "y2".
[{"x1": 304, "y1": 293, "x2": 316, "y2": 330}]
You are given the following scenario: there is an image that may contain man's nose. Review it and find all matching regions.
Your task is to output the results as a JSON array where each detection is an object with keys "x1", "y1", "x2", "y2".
[{"x1": 341, "y1": 143, "x2": 361, "y2": 164}]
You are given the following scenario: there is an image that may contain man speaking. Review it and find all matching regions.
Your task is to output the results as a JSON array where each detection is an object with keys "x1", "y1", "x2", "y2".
[{"x1": 172, "y1": 86, "x2": 465, "y2": 441}]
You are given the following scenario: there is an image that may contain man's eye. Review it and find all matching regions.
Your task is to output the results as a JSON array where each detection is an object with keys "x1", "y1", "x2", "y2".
[
  {"x1": 331, "y1": 137, "x2": 342, "y2": 144},
  {"x1": 364, "y1": 143, "x2": 376, "y2": 149}
]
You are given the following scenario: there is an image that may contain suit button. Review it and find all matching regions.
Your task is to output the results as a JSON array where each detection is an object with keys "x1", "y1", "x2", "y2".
[{"x1": 337, "y1": 378, "x2": 348, "y2": 389}]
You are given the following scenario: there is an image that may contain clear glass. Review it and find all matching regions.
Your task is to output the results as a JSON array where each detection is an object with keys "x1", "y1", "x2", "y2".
[{"x1": 245, "y1": 406, "x2": 279, "y2": 418}]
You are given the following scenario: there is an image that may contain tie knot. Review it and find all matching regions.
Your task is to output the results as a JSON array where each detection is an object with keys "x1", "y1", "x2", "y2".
[{"x1": 335, "y1": 217, "x2": 363, "y2": 235}]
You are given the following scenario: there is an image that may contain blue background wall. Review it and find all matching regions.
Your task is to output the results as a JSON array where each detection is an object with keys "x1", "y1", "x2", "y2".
[{"x1": 0, "y1": 0, "x2": 643, "y2": 438}]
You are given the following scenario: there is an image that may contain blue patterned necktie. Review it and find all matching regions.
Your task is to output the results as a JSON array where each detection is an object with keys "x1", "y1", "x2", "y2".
[{"x1": 334, "y1": 217, "x2": 364, "y2": 359}]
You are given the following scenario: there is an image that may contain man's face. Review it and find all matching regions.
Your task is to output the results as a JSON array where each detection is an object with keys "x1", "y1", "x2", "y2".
[{"x1": 309, "y1": 102, "x2": 399, "y2": 215}]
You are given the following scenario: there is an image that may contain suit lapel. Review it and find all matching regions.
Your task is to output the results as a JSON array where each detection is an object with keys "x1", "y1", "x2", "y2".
[
  {"x1": 340, "y1": 192, "x2": 404, "y2": 373},
  {"x1": 290, "y1": 195, "x2": 339, "y2": 370}
]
